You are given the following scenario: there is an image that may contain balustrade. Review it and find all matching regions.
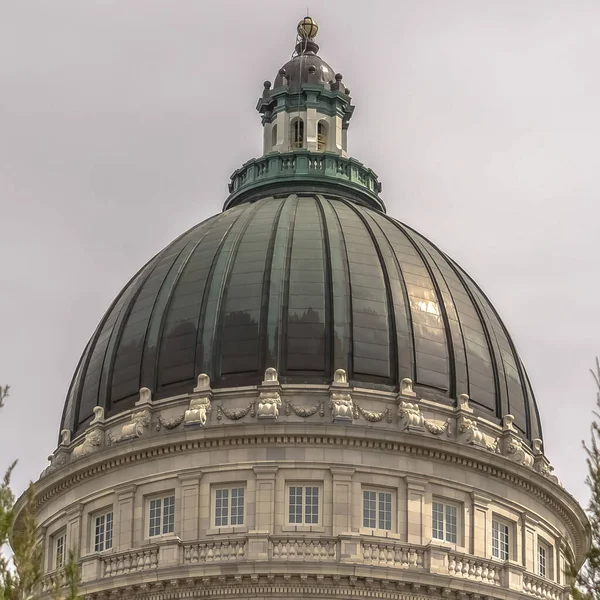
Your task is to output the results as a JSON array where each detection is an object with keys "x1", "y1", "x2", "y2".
[
  {"x1": 182, "y1": 540, "x2": 246, "y2": 563},
  {"x1": 272, "y1": 537, "x2": 336, "y2": 560},
  {"x1": 361, "y1": 541, "x2": 424, "y2": 568},
  {"x1": 523, "y1": 574, "x2": 565, "y2": 600},
  {"x1": 102, "y1": 548, "x2": 158, "y2": 577},
  {"x1": 447, "y1": 552, "x2": 503, "y2": 585}
]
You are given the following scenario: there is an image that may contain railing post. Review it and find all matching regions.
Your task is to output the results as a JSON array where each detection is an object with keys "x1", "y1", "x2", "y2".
[{"x1": 246, "y1": 532, "x2": 270, "y2": 560}]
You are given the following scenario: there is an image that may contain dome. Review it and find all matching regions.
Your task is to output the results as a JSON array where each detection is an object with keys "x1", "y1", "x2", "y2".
[
  {"x1": 274, "y1": 53, "x2": 337, "y2": 91},
  {"x1": 61, "y1": 190, "x2": 541, "y2": 442}
]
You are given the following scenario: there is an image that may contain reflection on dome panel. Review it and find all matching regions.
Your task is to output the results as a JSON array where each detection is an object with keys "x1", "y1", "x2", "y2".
[
  {"x1": 285, "y1": 198, "x2": 327, "y2": 372},
  {"x1": 219, "y1": 199, "x2": 282, "y2": 375},
  {"x1": 156, "y1": 209, "x2": 243, "y2": 389},
  {"x1": 109, "y1": 247, "x2": 183, "y2": 407},
  {"x1": 332, "y1": 202, "x2": 391, "y2": 379},
  {"x1": 371, "y1": 215, "x2": 450, "y2": 391}
]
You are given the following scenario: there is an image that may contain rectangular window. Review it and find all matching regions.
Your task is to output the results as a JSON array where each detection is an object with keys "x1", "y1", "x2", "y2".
[
  {"x1": 492, "y1": 518, "x2": 510, "y2": 560},
  {"x1": 363, "y1": 489, "x2": 392, "y2": 530},
  {"x1": 432, "y1": 501, "x2": 458, "y2": 544},
  {"x1": 288, "y1": 485, "x2": 320, "y2": 525},
  {"x1": 214, "y1": 487, "x2": 245, "y2": 527},
  {"x1": 94, "y1": 511, "x2": 113, "y2": 552},
  {"x1": 148, "y1": 495, "x2": 175, "y2": 537},
  {"x1": 55, "y1": 532, "x2": 66, "y2": 569}
]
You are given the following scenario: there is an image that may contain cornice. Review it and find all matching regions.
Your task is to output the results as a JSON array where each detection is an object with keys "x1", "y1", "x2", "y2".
[
  {"x1": 69, "y1": 570, "x2": 568, "y2": 600},
  {"x1": 28, "y1": 423, "x2": 588, "y2": 562}
]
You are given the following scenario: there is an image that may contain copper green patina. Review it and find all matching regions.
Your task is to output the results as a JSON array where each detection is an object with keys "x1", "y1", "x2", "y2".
[{"x1": 224, "y1": 150, "x2": 385, "y2": 212}]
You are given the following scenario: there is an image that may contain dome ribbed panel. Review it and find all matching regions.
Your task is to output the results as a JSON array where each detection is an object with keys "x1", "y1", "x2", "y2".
[
  {"x1": 62, "y1": 192, "x2": 542, "y2": 443},
  {"x1": 156, "y1": 207, "x2": 245, "y2": 390},
  {"x1": 75, "y1": 263, "x2": 153, "y2": 428},
  {"x1": 284, "y1": 197, "x2": 328, "y2": 373},
  {"x1": 331, "y1": 201, "x2": 394, "y2": 380},
  {"x1": 369, "y1": 213, "x2": 449, "y2": 390},
  {"x1": 409, "y1": 230, "x2": 497, "y2": 415},
  {"x1": 218, "y1": 199, "x2": 284, "y2": 376}
]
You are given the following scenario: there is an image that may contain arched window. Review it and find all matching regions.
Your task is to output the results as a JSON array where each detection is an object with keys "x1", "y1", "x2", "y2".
[
  {"x1": 292, "y1": 118, "x2": 304, "y2": 149},
  {"x1": 271, "y1": 123, "x2": 278, "y2": 150},
  {"x1": 317, "y1": 121, "x2": 327, "y2": 151}
]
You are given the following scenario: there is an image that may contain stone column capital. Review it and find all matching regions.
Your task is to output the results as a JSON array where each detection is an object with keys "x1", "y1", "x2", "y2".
[{"x1": 253, "y1": 465, "x2": 279, "y2": 479}]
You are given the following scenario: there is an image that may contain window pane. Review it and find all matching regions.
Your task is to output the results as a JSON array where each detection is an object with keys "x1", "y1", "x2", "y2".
[
  {"x1": 231, "y1": 488, "x2": 244, "y2": 526},
  {"x1": 162, "y1": 495, "x2": 175, "y2": 534},
  {"x1": 492, "y1": 520, "x2": 509, "y2": 560},
  {"x1": 379, "y1": 492, "x2": 392, "y2": 531},
  {"x1": 305, "y1": 487, "x2": 319, "y2": 524},
  {"x1": 55, "y1": 534, "x2": 66, "y2": 568},
  {"x1": 149, "y1": 498, "x2": 161, "y2": 537},
  {"x1": 289, "y1": 486, "x2": 303, "y2": 524},
  {"x1": 432, "y1": 502, "x2": 444, "y2": 540},
  {"x1": 445, "y1": 504, "x2": 457, "y2": 543},
  {"x1": 94, "y1": 514, "x2": 105, "y2": 552},
  {"x1": 539, "y1": 545, "x2": 547, "y2": 578},
  {"x1": 105, "y1": 512, "x2": 113, "y2": 550},
  {"x1": 363, "y1": 491, "x2": 376, "y2": 528}
]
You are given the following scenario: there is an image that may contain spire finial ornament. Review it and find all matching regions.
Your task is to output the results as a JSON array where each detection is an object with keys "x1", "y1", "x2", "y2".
[{"x1": 297, "y1": 16, "x2": 318, "y2": 40}]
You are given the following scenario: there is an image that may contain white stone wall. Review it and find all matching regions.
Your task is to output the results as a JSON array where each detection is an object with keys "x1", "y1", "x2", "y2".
[{"x1": 33, "y1": 376, "x2": 587, "y2": 600}]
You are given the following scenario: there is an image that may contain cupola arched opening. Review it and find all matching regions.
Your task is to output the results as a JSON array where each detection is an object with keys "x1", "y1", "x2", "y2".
[
  {"x1": 291, "y1": 117, "x2": 304, "y2": 149},
  {"x1": 317, "y1": 121, "x2": 328, "y2": 151},
  {"x1": 271, "y1": 123, "x2": 278, "y2": 150}
]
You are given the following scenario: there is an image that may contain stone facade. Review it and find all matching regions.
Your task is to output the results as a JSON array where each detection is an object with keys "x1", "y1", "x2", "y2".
[{"x1": 28, "y1": 370, "x2": 588, "y2": 600}]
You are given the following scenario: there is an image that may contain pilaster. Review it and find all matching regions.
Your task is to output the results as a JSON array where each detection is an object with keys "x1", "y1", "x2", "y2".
[
  {"x1": 253, "y1": 465, "x2": 279, "y2": 533},
  {"x1": 471, "y1": 492, "x2": 491, "y2": 557},
  {"x1": 405, "y1": 475, "x2": 427, "y2": 545},
  {"x1": 114, "y1": 483, "x2": 137, "y2": 552},
  {"x1": 330, "y1": 466, "x2": 355, "y2": 535},
  {"x1": 178, "y1": 472, "x2": 202, "y2": 541},
  {"x1": 65, "y1": 503, "x2": 83, "y2": 553}
]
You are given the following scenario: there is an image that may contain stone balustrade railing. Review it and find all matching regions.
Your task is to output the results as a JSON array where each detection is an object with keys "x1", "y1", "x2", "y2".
[
  {"x1": 272, "y1": 537, "x2": 336, "y2": 560},
  {"x1": 447, "y1": 552, "x2": 504, "y2": 586},
  {"x1": 361, "y1": 541, "x2": 424, "y2": 568},
  {"x1": 182, "y1": 539, "x2": 246, "y2": 563},
  {"x1": 44, "y1": 533, "x2": 569, "y2": 600},
  {"x1": 102, "y1": 548, "x2": 158, "y2": 577},
  {"x1": 523, "y1": 573, "x2": 565, "y2": 600}
]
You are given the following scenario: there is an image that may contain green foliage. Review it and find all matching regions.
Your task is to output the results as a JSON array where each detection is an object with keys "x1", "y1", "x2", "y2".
[
  {"x1": 0, "y1": 386, "x2": 9, "y2": 409},
  {"x1": 51, "y1": 551, "x2": 79, "y2": 600},
  {"x1": 571, "y1": 358, "x2": 600, "y2": 600},
  {"x1": 0, "y1": 387, "x2": 69, "y2": 600}
]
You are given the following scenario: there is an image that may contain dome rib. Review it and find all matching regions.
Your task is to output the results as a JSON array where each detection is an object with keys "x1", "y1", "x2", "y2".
[
  {"x1": 200, "y1": 199, "x2": 265, "y2": 379},
  {"x1": 337, "y1": 197, "x2": 400, "y2": 384},
  {"x1": 391, "y1": 217, "x2": 459, "y2": 398},
  {"x1": 140, "y1": 232, "x2": 209, "y2": 394},
  {"x1": 256, "y1": 198, "x2": 289, "y2": 377}
]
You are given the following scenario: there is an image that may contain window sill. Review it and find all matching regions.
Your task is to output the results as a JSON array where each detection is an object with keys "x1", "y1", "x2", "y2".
[
  {"x1": 206, "y1": 526, "x2": 248, "y2": 536},
  {"x1": 144, "y1": 534, "x2": 180, "y2": 546},
  {"x1": 429, "y1": 538, "x2": 464, "y2": 551},
  {"x1": 281, "y1": 525, "x2": 325, "y2": 533},
  {"x1": 359, "y1": 528, "x2": 400, "y2": 540}
]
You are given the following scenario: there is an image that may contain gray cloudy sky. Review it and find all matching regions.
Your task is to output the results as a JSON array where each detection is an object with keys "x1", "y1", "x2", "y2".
[{"x1": 1, "y1": 1, "x2": 599, "y2": 505}]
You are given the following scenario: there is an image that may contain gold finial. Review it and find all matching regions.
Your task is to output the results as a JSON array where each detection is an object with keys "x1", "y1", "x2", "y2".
[{"x1": 297, "y1": 16, "x2": 318, "y2": 40}]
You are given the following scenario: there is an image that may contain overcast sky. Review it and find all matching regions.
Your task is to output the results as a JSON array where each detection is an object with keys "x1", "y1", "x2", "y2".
[{"x1": 1, "y1": 1, "x2": 599, "y2": 506}]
